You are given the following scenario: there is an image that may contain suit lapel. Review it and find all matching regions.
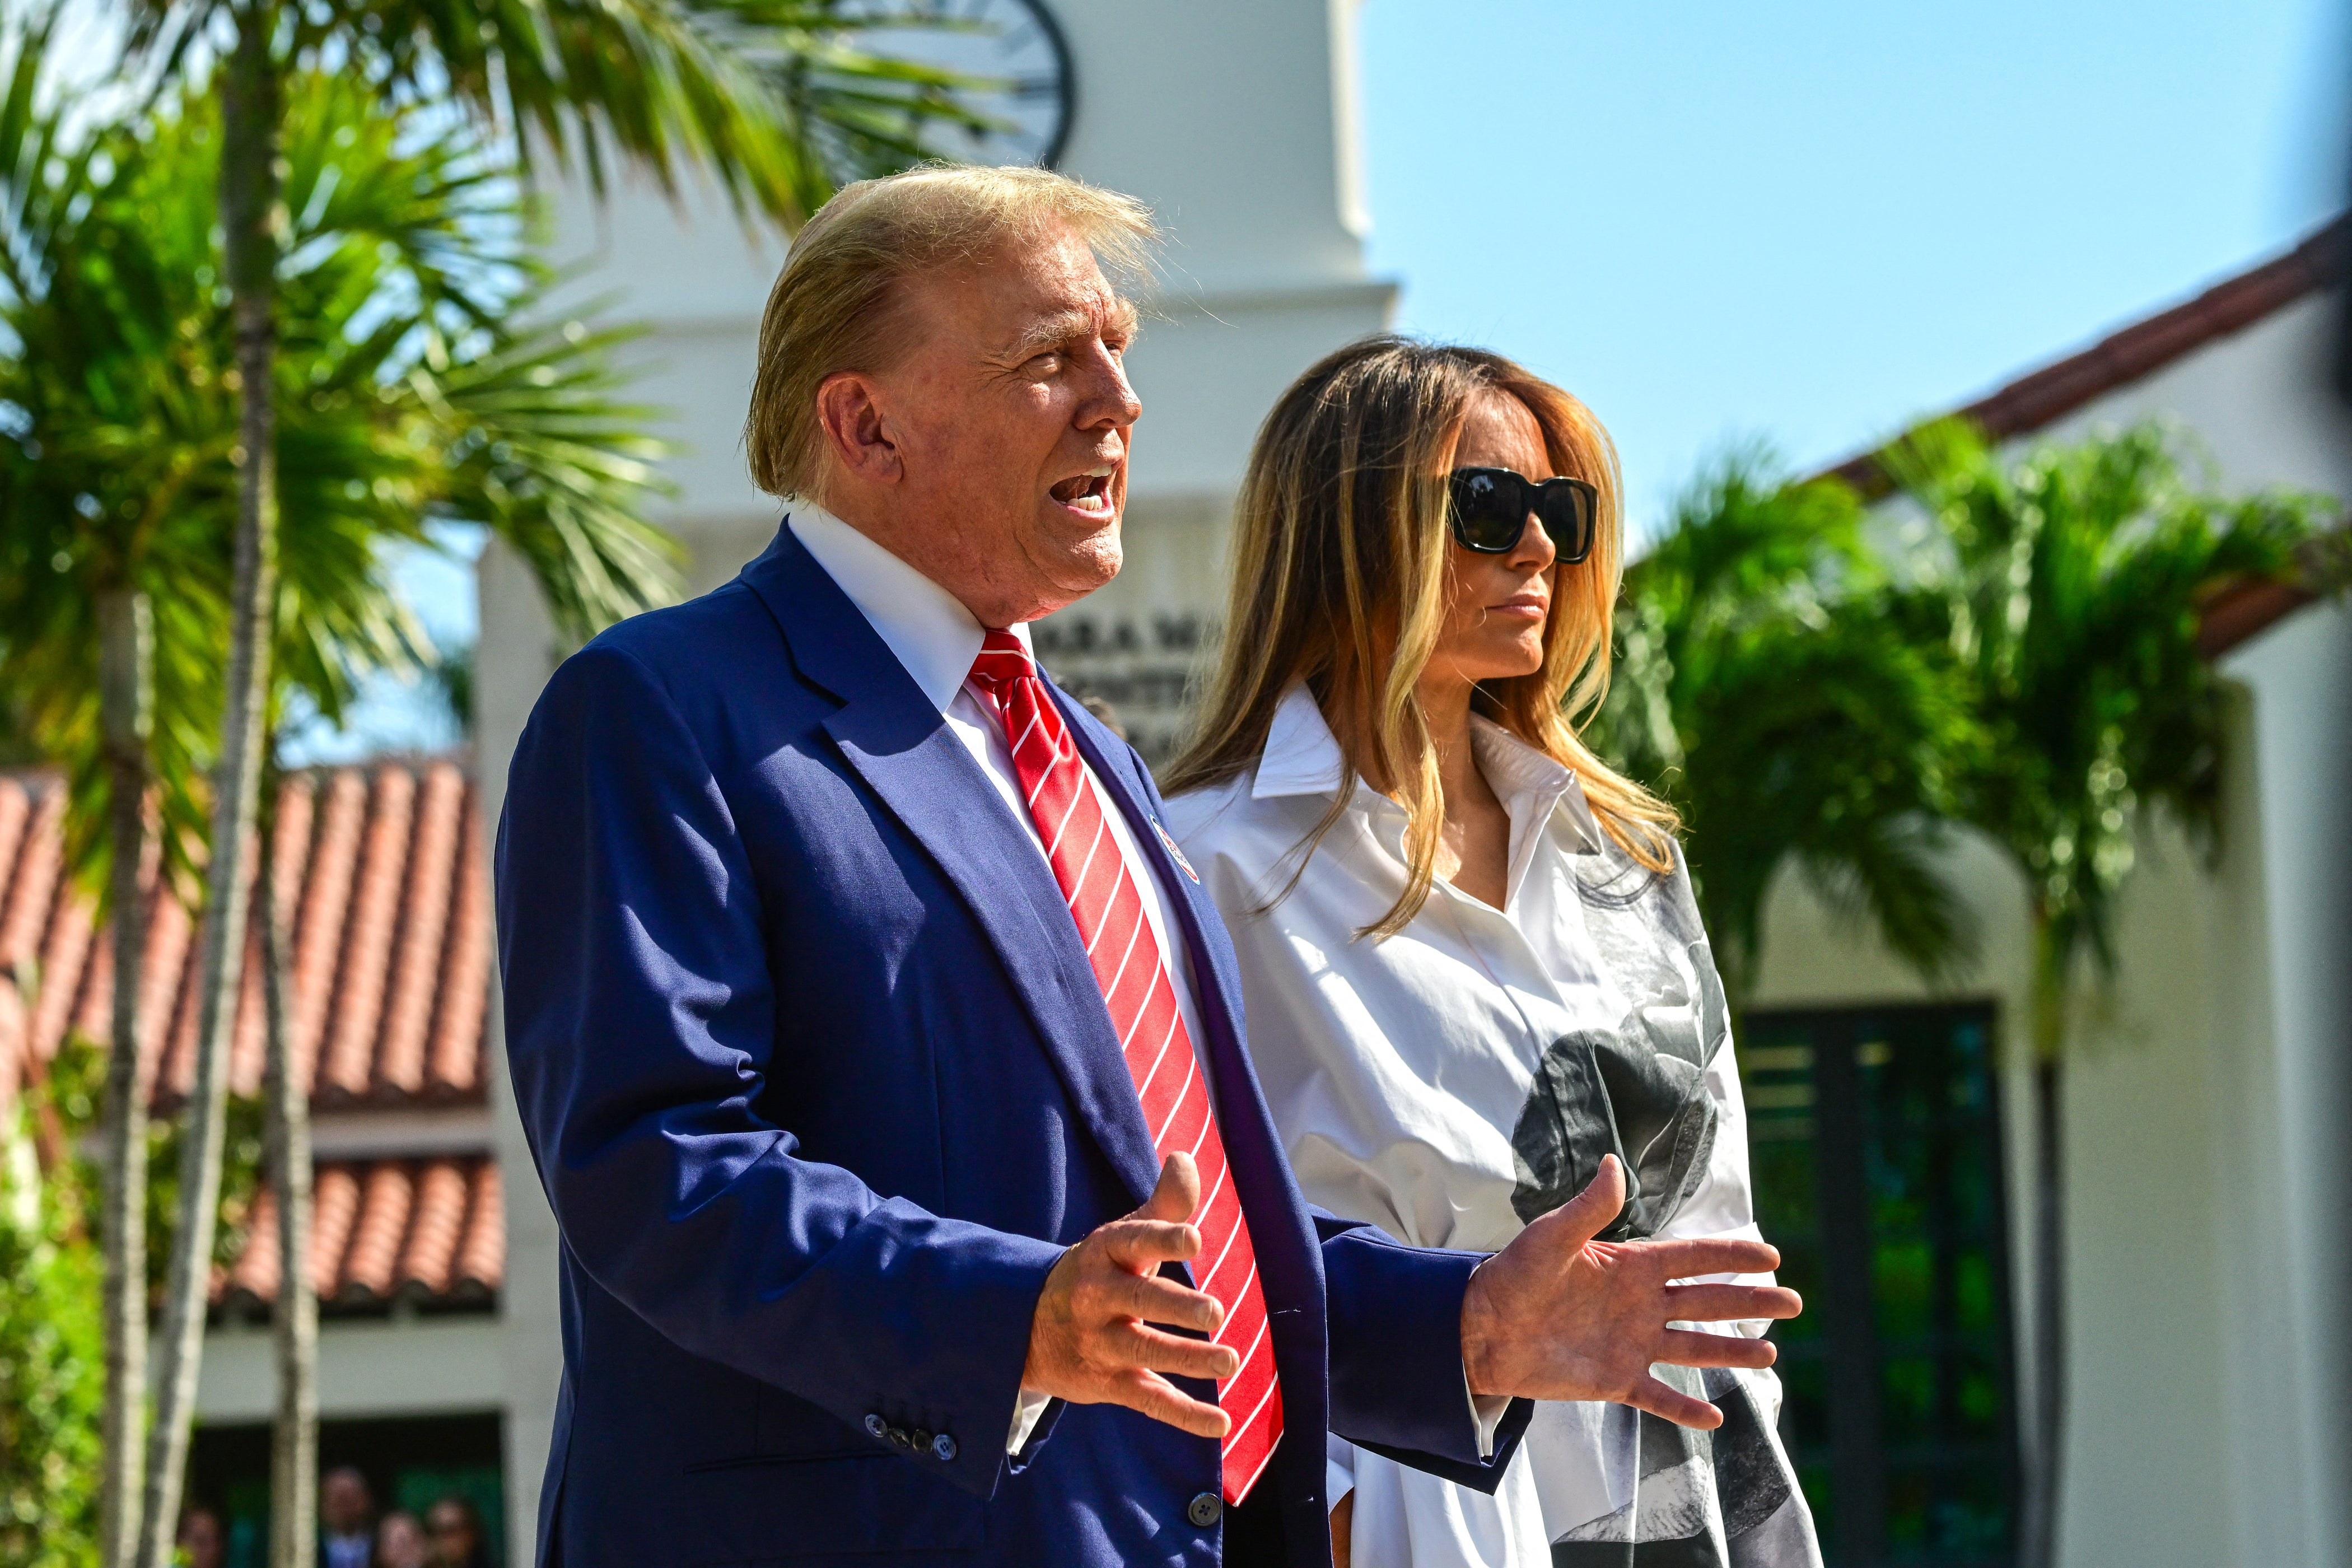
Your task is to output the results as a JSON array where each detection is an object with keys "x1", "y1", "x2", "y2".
[{"x1": 741, "y1": 526, "x2": 1163, "y2": 1206}]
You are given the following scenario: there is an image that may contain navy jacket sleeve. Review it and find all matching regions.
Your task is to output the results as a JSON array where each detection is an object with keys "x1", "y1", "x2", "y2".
[
  {"x1": 1317, "y1": 1220, "x2": 1535, "y2": 1491},
  {"x1": 497, "y1": 642, "x2": 1063, "y2": 1499}
]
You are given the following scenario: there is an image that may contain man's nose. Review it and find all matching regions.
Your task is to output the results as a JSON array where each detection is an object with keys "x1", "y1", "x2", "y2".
[{"x1": 1076, "y1": 342, "x2": 1143, "y2": 429}]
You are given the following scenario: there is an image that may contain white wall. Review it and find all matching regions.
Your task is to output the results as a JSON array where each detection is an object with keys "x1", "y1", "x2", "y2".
[
  {"x1": 2023, "y1": 289, "x2": 2352, "y2": 1568},
  {"x1": 197, "y1": 1317, "x2": 508, "y2": 1425}
]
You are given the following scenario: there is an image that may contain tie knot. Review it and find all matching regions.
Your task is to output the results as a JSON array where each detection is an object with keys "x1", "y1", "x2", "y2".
[{"x1": 968, "y1": 628, "x2": 1034, "y2": 692}]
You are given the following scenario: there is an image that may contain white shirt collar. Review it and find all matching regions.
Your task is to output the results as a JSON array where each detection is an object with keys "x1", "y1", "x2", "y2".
[
  {"x1": 1250, "y1": 680, "x2": 1604, "y2": 853},
  {"x1": 787, "y1": 499, "x2": 1033, "y2": 714},
  {"x1": 1250, "y1": 683, "x2": 1351, "y2": 799}
]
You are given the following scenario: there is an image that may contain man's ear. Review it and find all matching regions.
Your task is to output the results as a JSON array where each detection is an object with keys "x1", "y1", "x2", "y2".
[{"x1": 814, "y1": 371, "x2": 903, "y2": 487}]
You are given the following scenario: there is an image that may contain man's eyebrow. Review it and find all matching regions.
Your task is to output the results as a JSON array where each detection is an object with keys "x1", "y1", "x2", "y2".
[{"x1": 1000, "y1": 298, "x2": 1140, "y2": 361}]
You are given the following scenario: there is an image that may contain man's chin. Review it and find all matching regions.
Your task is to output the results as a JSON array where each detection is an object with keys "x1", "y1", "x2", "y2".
[{"x1": 1028, "y1": 516, "x2": 1123, "y2": 617}]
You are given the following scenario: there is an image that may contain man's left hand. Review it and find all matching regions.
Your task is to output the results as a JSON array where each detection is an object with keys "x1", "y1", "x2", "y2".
[{"x1": 1459, "y1": 1154, "x2": 1800, "y2": 1429}]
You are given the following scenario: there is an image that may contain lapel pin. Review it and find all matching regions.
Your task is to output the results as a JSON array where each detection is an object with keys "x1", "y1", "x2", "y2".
[{"x1": 1152, "y1": 821, "x2": 1201, "y2": 883}]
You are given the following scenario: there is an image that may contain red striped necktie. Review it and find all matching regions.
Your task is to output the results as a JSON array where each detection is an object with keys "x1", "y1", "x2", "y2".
[{"x1": 967, "y1": 629, "x2": 1282, "y2": 1504}]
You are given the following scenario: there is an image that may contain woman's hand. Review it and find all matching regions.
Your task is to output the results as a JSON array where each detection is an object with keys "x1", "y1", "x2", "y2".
[
  {"x1": 1459, "y1": 1155, "x2": 1800, "y2": 1427},
  {"x1": 1330, "y1": 1489, "x2": 1354, "y2": 1567}
]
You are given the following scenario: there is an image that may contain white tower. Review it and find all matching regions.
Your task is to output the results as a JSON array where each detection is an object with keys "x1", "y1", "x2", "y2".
[{"x1": 475, "y1": 5, "x2": 1390, "y2": 1558}]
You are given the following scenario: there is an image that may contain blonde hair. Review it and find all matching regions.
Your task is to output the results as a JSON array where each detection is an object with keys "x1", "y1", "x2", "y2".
[
  {"x1": 744, "y1": 163, "x2": 1157, "y2": 499},
  {"x1": 1163, "y1": 336, "x2": 1678, "y2": 936}
]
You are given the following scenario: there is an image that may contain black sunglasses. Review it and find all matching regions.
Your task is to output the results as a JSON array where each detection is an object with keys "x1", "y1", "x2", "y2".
[{"x1": 1446, "y1": 467, "x2": 1597, "y2": 562}]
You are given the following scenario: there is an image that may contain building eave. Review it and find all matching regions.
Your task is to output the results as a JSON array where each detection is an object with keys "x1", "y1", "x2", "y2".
[{"x1": 1817, "y1": 218, "x2": 2348, "y2": 656}]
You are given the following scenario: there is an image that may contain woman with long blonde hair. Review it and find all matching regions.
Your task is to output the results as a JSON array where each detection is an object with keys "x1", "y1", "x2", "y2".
[{"x1": 1163, "y1": 338, "x2": 1819, "y2": 1567}]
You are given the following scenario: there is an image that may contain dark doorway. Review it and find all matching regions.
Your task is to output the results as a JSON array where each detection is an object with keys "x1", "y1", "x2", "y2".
[
  {"x1": 185, "y1": 1412, "x2": 505, "y2": 1568},
  {"x1": 1742, "y1": 1004, "x2": 2019, "y2": 1567}
]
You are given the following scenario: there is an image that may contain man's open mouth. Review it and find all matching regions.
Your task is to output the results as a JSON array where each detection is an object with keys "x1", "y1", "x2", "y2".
[{"x1": 1051, "y1": 466, "x2": 1116, "y2": 514}]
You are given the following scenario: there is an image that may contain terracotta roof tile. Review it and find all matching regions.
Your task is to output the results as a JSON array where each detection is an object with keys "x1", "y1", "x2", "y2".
[
  {"x1": 213, "y1": 1155, "x2": 502, "y2": 1315},
  {"x1": 293, "y1": 771, "x2": 370, "y2": 1099},
  {"x1": 0, "y1": 758, "x2": 491, "y2": 1124},
  {"x1": 307, "y1": 1165, "x2": 361, "y2": 1298},
  {"x1": 455, "y1": 1160, "x2": 503, "y2": 1296},
  {"x1": 338, "y1": 1161, "x2": 416, "y2": 1301},
  {"x1": 377, "y1": 766, "x2": 463, "y2": 1098}
]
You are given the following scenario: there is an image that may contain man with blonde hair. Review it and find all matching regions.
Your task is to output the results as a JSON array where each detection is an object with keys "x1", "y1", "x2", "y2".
[{"x1": 497, "y1": 164, "x2": 1796, "y2": 1567}]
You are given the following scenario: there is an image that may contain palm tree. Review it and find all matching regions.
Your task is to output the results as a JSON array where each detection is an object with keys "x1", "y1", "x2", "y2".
[
  {"x1": 1589, "y1": 449, "x2": 1982, "y2": 1005},
  {"x1": 83, "y1": 3, "x2": 974, "y2": 1561},
  {"x1": 0, "y1": 25, "x2": 234, "y2": 1556},
  {"x1": 0, "y1": 44, "x2": 689, "y2": 1563},
  {"x1": 1882, "y1": 417, "x2": 2332, "y2": 1568}
]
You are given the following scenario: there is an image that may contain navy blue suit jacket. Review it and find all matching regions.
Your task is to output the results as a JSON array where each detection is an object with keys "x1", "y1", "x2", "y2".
[{"x1": 496, "y1": 524, "x2": 1531, "y2": 1566}]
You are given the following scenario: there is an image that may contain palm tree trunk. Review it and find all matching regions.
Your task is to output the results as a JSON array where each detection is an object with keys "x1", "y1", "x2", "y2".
[
  {"x1": 2019, "y1": 924, "x2": 2068, "y2": 1568},
  {"x1": 260, "y1": 762, "x2": 315, "y2": 1568},
  {"x1": 96, "y1": 588, "x2": 152, "y2": 1568},
  {"x1": 134, "y1": 11, "x2": 282, "y2": 1563}
]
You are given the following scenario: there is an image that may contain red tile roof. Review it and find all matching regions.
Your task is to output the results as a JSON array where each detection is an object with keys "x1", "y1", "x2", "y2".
[
  {"x1": 1816, "y1": 218, "x2": 2348, "y2": 657},
  {"x1": 0, "y1": 759, "x2": 491, "y2": 1122},
  {"x1": 214, "y1": 1155, "x2": 503, "y2": 1314}
]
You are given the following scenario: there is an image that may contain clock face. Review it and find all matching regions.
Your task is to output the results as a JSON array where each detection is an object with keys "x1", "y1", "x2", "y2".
[{"x1": 843, "y1": 0, "x2": 1077, "y2": 169}]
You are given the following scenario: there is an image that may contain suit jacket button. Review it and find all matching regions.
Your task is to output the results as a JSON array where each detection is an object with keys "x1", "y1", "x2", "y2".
[
  {"x1": 886, "y1": 1426, "x2": 916, "y2": 1451},
  {"x1": 864, "y1": 1414, "x2": 886, "y2": 1439},
  {"x1": 911, "y1": 1429, "x2": 934, "y2": 1453},
  {"x1": 1187, "y1": 1492, "x2": 1222, "y2": 1527},
  {"x1": 931, "y1": 1432, "x2": 958, "y2": 1463}
]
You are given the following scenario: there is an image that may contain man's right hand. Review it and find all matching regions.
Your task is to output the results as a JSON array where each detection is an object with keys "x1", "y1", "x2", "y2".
[{"x1": 1021, "y1": 1152, "x2": 1239, "y2": 1439}]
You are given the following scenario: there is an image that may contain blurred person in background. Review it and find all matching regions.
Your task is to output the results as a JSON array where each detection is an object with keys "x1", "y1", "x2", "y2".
[
  {"x1": 376, "y1": 1509, "x2": 431, "y2": 1568},
  {"x1": 320, "y1": 1467, "x2": 377, "y2": 1568},
  {"x1": 1162, "y1": 338, "x2": 1819, "y2": 1567},
  {"x1": 425, "y1": 1496, "x2": 491, "y2": 1568},
  {"x1": 175, "y1": 1505, "x2": 225, "y2": 1568}
]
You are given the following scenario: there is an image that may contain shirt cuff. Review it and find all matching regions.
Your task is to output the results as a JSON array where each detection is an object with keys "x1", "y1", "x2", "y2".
[
  {"x1": 1008, "y1": 1388, "x2": 1052, "y2": 1455},
  {"x1": 1465, "y1": 1373, "x2": 1508, "y2": 1460},
  {"x1": 1462, "y1": 1257, "x2": 1506, "y2": 1458}
]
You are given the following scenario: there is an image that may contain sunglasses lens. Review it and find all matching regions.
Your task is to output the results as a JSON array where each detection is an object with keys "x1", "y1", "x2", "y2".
[
  {"x1": 1536, "y1": 482, "x2": 1594, "y2": 561},
  {"x1": 1450, "y1": 470, "x2": 1527, "y2": 551}
]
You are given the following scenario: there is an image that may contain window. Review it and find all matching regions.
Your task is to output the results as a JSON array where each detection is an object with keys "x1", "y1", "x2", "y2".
[
  {"x1": 1742, "y1": 1005, "x2": 2020, "y2": 1567},
  {"x1": 186, "y1": 1412, "x2": 505, "y2": 1568}
]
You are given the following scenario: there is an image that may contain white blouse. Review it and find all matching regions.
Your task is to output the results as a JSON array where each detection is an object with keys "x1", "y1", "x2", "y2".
[{"x1": 1164, "y1": 685, "x2": 1819, "y2": 1568}]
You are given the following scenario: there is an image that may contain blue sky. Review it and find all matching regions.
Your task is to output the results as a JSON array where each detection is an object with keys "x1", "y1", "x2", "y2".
[
  {"x1": 1356, "y1": 0, "x2": 2348, "y2": 528},
  {"x1": 300, "y1": 0, "x2": 2349, "y2": 757}
]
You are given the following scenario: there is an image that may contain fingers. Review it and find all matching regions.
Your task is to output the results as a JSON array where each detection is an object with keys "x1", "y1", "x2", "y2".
[
  {"x1": 1660, "y1": 1281, "x2": 1803, "y2": 1324},
  {"x1": 1138, "y1": 1151, "x2": 1202, "y2": 1225},
  {"x1": 1547, "y1": 1152, "x2": 1628, "y2": 1248},
  {"x1": 1644, "y1": 1236, "x2": 1782, "y2": 1279},
  {"x1": 1625, "y1": 1373, "x2": 1724, "y2": 1430},
  {"x1": 1656, "y1": 1328, "x2": 1777, "y2": 1370},
  {"x1": 1100, "y1": 1217, "x2": 1203, "y2": 1273},
  {"x1": 1126, "y1": 1323, "x2": 1242, "y2": 1382},
  {"x1": 1121, "y1": 1371, "x2": 1233, "y2": 1440},
  {"x1": 1101, "y1": 1271, "x2": 1224, "y2": 1336}
]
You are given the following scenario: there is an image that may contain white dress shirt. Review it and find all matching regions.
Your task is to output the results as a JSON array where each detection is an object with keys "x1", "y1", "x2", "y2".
[
  {"x1": 1164, "y1": 684, "x2": 1780, "y2": 1567},
  {"x1": 787, "y1": 502, "x2": 1212, "y2": 1454}
]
